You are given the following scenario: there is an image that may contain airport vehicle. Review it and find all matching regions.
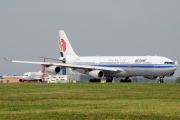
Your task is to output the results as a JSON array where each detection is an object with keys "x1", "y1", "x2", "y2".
[
  {"x1": 3, "y1": 30, "x2": 178, "y2": 83},
  {"x1": 19, "y1": 58, "x2": 46, "y2": 82}
]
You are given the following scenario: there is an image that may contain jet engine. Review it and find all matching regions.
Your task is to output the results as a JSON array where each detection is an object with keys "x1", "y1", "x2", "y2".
[
  {"x1": 144, "y1": 76, "x2": 157, "y2": 80},
  {"x1": 88, "y1": 70, "x2": 104, "y2": 79},
  {"x1": 46, "y1": 66, "x2": 61, "y2": 74}
]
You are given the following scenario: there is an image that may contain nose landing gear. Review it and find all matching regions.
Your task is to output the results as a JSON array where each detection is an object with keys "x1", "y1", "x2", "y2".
[{"x1": 158, "y1": 76, "x2": 164, "y2": 83}]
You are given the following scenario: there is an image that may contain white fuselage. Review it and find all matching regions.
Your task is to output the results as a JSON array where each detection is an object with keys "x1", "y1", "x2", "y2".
[
  {"x1": 22, "y1": 72, "x2": 43, "y2": 81},
  {"x1": 4, "y1": 30, "x2": 177, "y2": 81},
  {"x1": 66, "y1": 56, "x2": 177, "y2": 78}
]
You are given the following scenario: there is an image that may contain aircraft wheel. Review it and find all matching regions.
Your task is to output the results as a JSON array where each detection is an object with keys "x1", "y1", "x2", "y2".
[
  {"x1": 158, "y1": 80, "x2": 164, "y2": 83},
  {"x1": 123, "y1": 77, "x2": 129, "y2": 82},
  {"x1": 107, "y1": 79, "x2": 110, "y2": 82},
  {"x1": 120, "y1": 79, "x2": 124, "y2": 82},
  {"x1": 158, "y1": 76, "x2": 164, "y2": 83},
  {"x1": 106, "y1": 77, "x2": 113, "y2": 83},
  {"x1": 39, "y1": 79, "x2": 42, "y2": 83}
]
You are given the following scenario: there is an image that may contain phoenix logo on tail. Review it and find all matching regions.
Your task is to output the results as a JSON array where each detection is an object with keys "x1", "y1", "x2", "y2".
[{"x1": 61, "y1": 39, "x2": 66, "y2": 52}]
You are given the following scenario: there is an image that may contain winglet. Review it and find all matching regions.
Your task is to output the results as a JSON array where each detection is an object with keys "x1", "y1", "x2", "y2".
[{"x1": 2, "y1": 56, "x2": 11, "y2": 62}]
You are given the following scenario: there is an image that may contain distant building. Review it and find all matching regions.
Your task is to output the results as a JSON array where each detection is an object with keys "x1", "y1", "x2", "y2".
[
  {"x1": 0, "y1": 79, "x2": 3, "y2": 83},
  {"x1": 2, "y1": 76, "x2": 21, "y2": 83},
  {"x1": 47, "y1": 75, "x2": 79, "y2": 83},
  {"x1": 176, "y1": 77, "x2": 180, "y2": 83}
]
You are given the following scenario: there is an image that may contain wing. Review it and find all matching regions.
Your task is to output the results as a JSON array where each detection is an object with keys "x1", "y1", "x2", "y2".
[{"x1": 2, "y1": 56, "x2": 124, "y2": 72}]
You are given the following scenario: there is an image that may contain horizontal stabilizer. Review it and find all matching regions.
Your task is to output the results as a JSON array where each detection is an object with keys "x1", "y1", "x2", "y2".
[
  {"x1": 37, "y1": 56, "x2": 65, "y2": 62},
  {"x1": 2, "y1": 56, "x2": 11, "y2": 62},
  {"x1": 37, "y1": 56, "x2": 60, "y2": 61}
]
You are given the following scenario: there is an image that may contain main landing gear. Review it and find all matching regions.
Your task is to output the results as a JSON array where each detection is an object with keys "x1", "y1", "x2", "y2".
[
  {"x1": 89, "y1": 77, "x2": 114, "y2": 83},
  {"x1": 158, "y1": 76, "x2": 164, "y2": 83},
  {"x1": 106, "y1": 77, "x2": 113, "y2": 82},
  {"x1": 19, "y1": 79, "x2": 24, "y2": 83},
  {"x1": 89, "y1": 78, "x2": 101, "y2": 83},
  {"x1": 120, "y1": 77, "x2": 132, "y2": 82}
]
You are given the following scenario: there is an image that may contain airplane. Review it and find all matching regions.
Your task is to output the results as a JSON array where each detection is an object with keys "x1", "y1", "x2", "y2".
[
  {"x1": 18, "y1": 58, "x2": 46, "y2": 83},
  {"x1": 3, "y1": 30, "x2": 178, "y2": 83}
]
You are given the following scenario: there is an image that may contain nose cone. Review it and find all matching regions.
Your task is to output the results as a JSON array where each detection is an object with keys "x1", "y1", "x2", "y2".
[
  {"x1": 22, "y1": 73, "x2": 29, "y2": 80},
  {"x1": 167, "y1": 65, "x2": 177, "y2": 76},
  {"x1": 172, "y1": 67, "x2": 177, "y2": 73}
]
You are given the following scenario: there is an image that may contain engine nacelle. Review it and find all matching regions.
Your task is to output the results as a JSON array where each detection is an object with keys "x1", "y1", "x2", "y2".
[
  {"x1": 46, "y1": 66, "x2": 61, "y2": 74},
  {"x1": 144, "y1": 76, "x2": 157, "y2": 80},
  {"x1": 88, "y1": 70, "x2": 104, "y2": 79}
]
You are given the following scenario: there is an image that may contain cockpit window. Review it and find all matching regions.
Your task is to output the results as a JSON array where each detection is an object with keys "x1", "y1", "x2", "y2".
[
  {"x1": 23, "y1": 74, "x2": 28, "y2": 76},
  {"x1": 164, "y1": 62, "x2": 174, "y2": 64}
]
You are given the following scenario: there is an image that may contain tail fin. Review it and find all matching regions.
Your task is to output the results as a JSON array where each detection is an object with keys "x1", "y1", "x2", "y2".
[
  {"x1": 39, "y1": 58, "x2": 46, "y2": 74},
  {"x1": 40, "y1": 58, "x2": 46, "y2": 82},
  {"x1": 59, "y1": 30, "x2": 78, "y2": 57}
]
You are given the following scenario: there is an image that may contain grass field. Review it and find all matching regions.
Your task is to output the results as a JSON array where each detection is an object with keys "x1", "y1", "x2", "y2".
[{"x1": 0, "y1": 83, "x2": 180, "y2": 120}]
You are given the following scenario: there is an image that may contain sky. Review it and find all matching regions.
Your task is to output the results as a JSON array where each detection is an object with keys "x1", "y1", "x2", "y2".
[{"x1": 0, "y1": 0, "x2": 180, "y2": 77}]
